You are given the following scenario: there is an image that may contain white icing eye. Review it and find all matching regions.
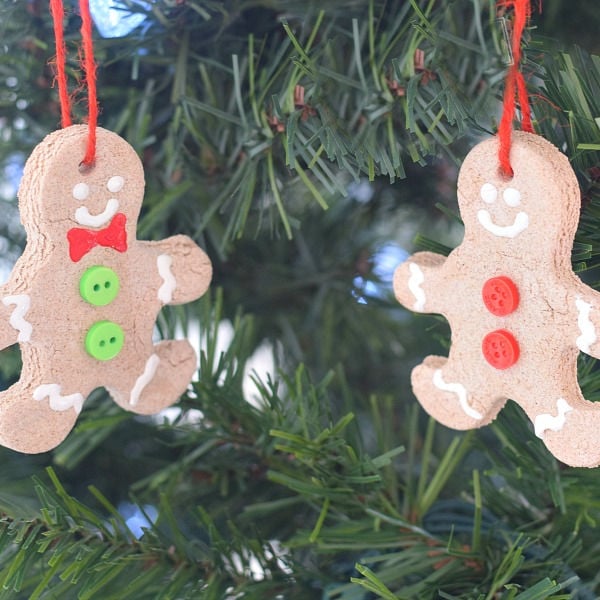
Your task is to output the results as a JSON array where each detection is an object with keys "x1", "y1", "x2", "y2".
[
  {"x1": 503, "y1": 187, "x2": 521, "y2": 207},
  {"x1": 107, "y1": 176, "x2": 125, "y2": 193},
  {"x1": 72, "y1": 182, "x2": 90, "y2": 201},
  {"x1": 480, "y1": 183, "x2": 497, "y2": 204}
]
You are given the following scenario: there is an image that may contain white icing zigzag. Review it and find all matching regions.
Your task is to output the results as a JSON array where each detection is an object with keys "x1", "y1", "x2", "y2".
[
  {"x1": 534, "y1": 398, "x2": 573, "y2": 439},
  {"x1": 130, "y1": 354, "x2": 160, "y2": 406},
  {"x1": 477, "y1": 209, "x2": 529, "y2": 238},
  {"x1": 157, "y1": 254, "x2": 177, "y2": 304},
  {"x1": 576, "y1": 296, "x2": 596, "y2": 354},
  {"x1": 2, "y1": 294, "x2": 33, "y2": 342},
  {"x1": 432, "y1": 369, "x2": 483, "y2": 420},
  {"x1": 408, "y1": 263, "x2": 426, "y2": 312},
  {"x1": 33, "y1": 384, "x2": 84, "y2": 414}
]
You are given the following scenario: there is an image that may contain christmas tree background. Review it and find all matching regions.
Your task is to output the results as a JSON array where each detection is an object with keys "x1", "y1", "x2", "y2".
[{"x1": 0, "y1": 0, "x2": 599, "y2": 597}]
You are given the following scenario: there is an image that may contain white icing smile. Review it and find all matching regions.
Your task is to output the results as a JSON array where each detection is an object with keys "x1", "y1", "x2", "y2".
[
  {"x1": 74, "y1": 198, "x2": 119, "y2": 228},
  {"x1": 534, "y1": 398, "x2": 573, "y2": 438},
  {"x1": 477, "y1": 183, "x2": 529, "y2": 238},
  {"x1": 432, "y1": 369, "x2": 482, "y2": 420},
  {"x1": 407, "y1": 263, "x2": 426, "y2": 311},
  {"x1": 477, "y1": 209, "x2": 529, "y2": 238}
]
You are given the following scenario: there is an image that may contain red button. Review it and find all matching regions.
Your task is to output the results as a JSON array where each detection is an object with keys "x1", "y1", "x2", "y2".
[
  {"x1": 482, "y1": 329, "x2": 520, "y2": 369},
  {"x1": 482, "y1": 276, "x2": 519, "y2": 316}
]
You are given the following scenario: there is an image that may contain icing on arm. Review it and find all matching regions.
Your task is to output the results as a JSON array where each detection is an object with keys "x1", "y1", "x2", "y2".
[
  {"x1": 408, "y1": 263, "x2": 426, "y2": 311},
  {"x1": 572, "y1": 293, "x2": 600, "y2": 359},
  {"x1": 575, "y1": 296, "x2": 597, "y2": 355},
  {"x1": 393, "y1": 251, "x2": 447, "y2": 315},
  {"x1": 157, "y1": 255, "x2": 177, "y2": 304},
  {"x1": 2, "y1": 294, "x2": 33, "y2": 342},
  {"x1": 149, "y1": 235, "x2": 212, "y2": 304}
]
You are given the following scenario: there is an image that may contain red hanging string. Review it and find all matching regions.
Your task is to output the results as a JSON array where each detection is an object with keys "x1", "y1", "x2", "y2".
[
  {"x1": 49, "y1": 0, "x2": 72, "y2": 128},
  {"x1": 79, "y1": 0, "x2": 98, "y2": 167},
  {"x1": 497, "y1": 0, "x2": 535, "y2": 178},
  {"x1": 49, "y1": 0, "x2": 98, "y2": 167}
]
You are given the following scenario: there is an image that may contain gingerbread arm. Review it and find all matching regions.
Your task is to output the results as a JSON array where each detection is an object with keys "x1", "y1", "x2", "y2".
[
  {"x1": 393, "y1": 251, "x2": 448, "y2": 315},
  {"x1": 150, "y1": 235, "x2": 212, "y2": 305},
  {"x1": 0, "y1": 286, "x2": 32, "y2": 350}
]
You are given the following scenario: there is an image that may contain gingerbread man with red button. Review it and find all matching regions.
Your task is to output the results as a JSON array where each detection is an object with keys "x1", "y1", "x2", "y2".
[
  {"x1": 0, "y1": 126, "x2": 212, "y2": 453},
  {"x1": 394, "y1": 131, "x2": 600, "y2": 467}
]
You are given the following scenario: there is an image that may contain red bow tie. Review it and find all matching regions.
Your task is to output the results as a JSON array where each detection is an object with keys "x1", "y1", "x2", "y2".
[{"x1": 67, "y1": 213, "x2": 128, "y2": 262}]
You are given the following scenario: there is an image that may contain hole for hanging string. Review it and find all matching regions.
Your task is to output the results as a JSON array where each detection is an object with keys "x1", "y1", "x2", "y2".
[
  {"x1": 79, "y1": 160, "x2": 95, "y2": 174},
  {"x1": 498, "y1": 166, "x2": 514, "y2": 181}
]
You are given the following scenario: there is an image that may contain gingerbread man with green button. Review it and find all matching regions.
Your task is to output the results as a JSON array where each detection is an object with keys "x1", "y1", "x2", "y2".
[
  {"x1": 394, "y1": 131, "x2": 600, "y2": 468},
  {"x1": 0, "y1": 125, "x2": 212, "y2": 453}
]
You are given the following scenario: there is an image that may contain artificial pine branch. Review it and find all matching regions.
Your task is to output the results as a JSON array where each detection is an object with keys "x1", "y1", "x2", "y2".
[{"x1": 0, "y1": 0, "x2": 599, "y2": 598}]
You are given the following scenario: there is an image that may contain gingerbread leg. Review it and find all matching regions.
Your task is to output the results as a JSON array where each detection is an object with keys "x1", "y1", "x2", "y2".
[
  {"x1": 0, "y1": 379, "x2": 83, "y2": 453},
  {"x1": 107, "y1": 339, "x2": 197, "y2": 415},
  {"x1": 526, "y1": 391, "x2": 600, "y2": 468},
  {"x1": 411, "y1": 355, "x2": 502, "y2": 430}
]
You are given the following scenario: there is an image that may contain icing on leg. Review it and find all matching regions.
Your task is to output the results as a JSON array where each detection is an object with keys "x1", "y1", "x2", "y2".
[
  {"x1": 33, "y1": 384, "x2": 85, "y2": 414},
  {"x1": 107, "y1": 339, "x2": 197, "y2": 415},
  {"x1": 2, "y1": 294, "x2": 33, "y2": 342},
  {"x1": 0, "y1": 379, "x2": 81, "y2": 453},
  {"x1": 529, "y1": 395, "x2": 600, "y2": 467},
  {"x1": 432, "y1": 369, "x2": 483, "y2": 420},
  {"x1": 410, "y1": 355, "x2": 499, "y2": 430},
  {"x1": 157, "y1": 254, "x2": 177, "y2": 303},
  {"x1": 130, "y1": 354, "x2": 160, "y2": 407},
  {"x1": 534, "y1": 398, "x2": 573, "y2": 439}
]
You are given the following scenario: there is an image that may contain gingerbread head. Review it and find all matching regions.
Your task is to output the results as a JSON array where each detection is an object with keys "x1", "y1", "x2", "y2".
[
  {"x1": 20, "y1": 126, "x2": 144, "y2": 249},
  {"x1": 394, "y1": 131, "x2": 600, "y2": 467},
  {"x1": 456, "y1": 133, "x2": 580, "y2": 269},
  {"x1": 0, "y1": 125, "x2": 212, "y2": 453}
]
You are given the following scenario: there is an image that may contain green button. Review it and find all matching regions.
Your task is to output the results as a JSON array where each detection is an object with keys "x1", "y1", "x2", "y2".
[
  {"x1": 85, "y1": 321, "x2": 124, "y2": 361},
  {"x1": 80, "y1": 266, "x2": 120, "y2": 306}
]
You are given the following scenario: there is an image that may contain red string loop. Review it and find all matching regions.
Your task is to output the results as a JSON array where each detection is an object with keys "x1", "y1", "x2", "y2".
[
  {"x1": 49, "y1": 0, "x2": 98, "y2": 167},
  {"x1": 79, "y1": 0, "x2": 98, "y2": 167},
  {"x1": 497, "y1": 0, "x2": 536, "y2": 178},
  {"x1": 49, "y1": 0, "x2": 72, "y2": 128}
]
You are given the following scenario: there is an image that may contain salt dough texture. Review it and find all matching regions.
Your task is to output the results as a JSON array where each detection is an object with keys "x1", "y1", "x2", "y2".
[
  {"x1": 394, "y1": 131, "x2": 600, "y2": 468},
  {"x1": 0, "y1": 125, "x2": 212, "y2": 453}
]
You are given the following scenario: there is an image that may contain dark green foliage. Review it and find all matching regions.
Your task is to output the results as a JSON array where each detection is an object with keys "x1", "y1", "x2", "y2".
[{"x1": 0, "y1": 0, "x2": 599, "y2": 598}]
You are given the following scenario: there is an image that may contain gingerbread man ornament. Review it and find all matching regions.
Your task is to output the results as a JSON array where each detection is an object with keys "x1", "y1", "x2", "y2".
[
  {"x1": 0, "y1": 126, "x2": 212, "y2": 453},
  {"x1": 394, "y1": 131, "x2": 600, "y2": 467}
]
